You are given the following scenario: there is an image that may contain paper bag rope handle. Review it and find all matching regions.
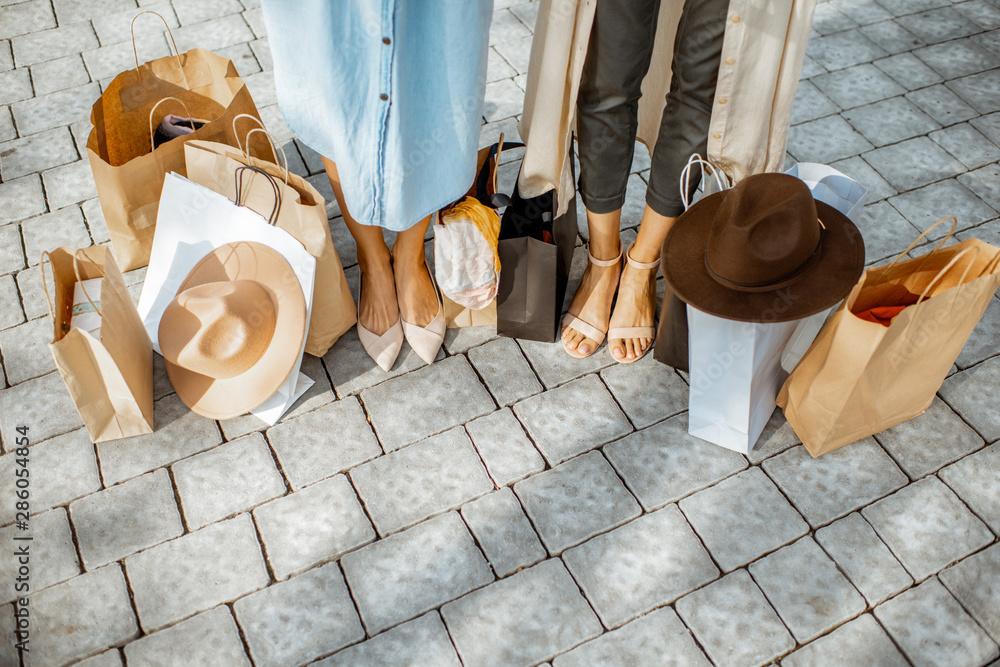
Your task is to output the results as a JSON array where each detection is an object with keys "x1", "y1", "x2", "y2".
[
  {"x1": 892, "y1": 245, "x2": 981, "y2": 340},
  {"x1": 131, "y1": 11, "x2": 181, "y2": 73},
  {"x1": 680, "y1": 153, "x2": 731, "y2": 210},
  {"x1": 148, "y1": 96, "x2": 195, "y2": 153},
  {"x1": 231, "y1": 114, "x2": 290, "y2": 187},
  {"x1": 39, "y1": 251, "x2": 55, "y2": 320},
  {"x1": 888, "y1": 217, "x2": 958, "y2": 268},
  {"x1": 235, "y1": 165, "x2": 282, "y2": 225}
]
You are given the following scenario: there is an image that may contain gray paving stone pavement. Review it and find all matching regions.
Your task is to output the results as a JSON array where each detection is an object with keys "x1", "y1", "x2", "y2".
[{"x1": 1, "y1": 0, "x2": 1000, "y2": 663}]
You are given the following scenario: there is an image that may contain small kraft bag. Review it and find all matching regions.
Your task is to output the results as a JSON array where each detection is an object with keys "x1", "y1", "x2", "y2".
[
  {"x1": 42, "y1": 246, "x2": 154, "y2": 443},
  {"x1": 87, "y1": 12, "x2": 272, "y2": 271}
]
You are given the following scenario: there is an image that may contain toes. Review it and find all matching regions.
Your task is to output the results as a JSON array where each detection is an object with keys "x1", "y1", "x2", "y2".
[
  {"x1": 611, "y1": 341, "x2": 625, "y2": 359},
  {"x1": 579, "y1": 337, "x2": 594, "y2": 355},
  {"x1": 626, "y1": 339, "x2": 636, "y2": 360}
]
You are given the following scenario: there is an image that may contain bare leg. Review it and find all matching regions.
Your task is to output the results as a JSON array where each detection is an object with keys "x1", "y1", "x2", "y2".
[
  {"x1": 323, "y1": 157, "x2": 398, "y2": 335},
  {"x1": 561, "y1": 209, "x2": 622, "y2": 356},
  {"x1": 608, "y1": 205, "x2": 676, "y2": 360},
  {"x1": 391, "y1": 215, "x2": 438, "y2": 327}
]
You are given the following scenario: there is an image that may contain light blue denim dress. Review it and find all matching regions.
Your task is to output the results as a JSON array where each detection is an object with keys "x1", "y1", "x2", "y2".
[{"x1": 260, "y1": 0, "x2": 493, "y2": 232}]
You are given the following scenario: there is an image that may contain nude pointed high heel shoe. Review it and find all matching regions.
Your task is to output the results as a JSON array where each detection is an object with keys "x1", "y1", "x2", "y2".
[
  {"x1": 401, "y1": 263, "x2": 446, "y2": 366},
  {"x1": 357, "y1": 277, "x2": 403, "y2": 372}
]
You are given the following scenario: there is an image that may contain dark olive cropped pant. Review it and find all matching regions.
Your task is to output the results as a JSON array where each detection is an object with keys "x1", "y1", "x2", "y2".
[{"x1": 576, "y1": 0, "x2": 729, "y2": 218}]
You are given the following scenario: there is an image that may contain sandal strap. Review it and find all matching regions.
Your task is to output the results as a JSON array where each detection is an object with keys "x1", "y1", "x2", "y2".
[
  {"x1": 608, "y1": 326, "x2": 655, "y2": 340},
  {"x1": 562, "y1": 312, "x2": 607, "y2": 345},
  {"x1": 587, "y1": 243, "x2": 623, "y2": 268},
  {"x1": 625, "y1": 242, "x2": 660, "y2": 271}
]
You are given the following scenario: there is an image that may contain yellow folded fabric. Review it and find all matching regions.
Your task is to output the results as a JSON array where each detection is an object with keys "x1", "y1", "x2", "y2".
[{"x1": 441, "y1": 197, "x2": 500, "y2": 274}]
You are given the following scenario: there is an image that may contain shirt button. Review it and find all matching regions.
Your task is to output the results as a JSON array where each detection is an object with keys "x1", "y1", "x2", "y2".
[
  {"x1": 731, "y1": 15, "x2": 741, "y2": 23},
  {"x1": 718, "y1": 97, "x2": 727, "y2": 105},
  {"x1": 726, "y1": 57, "x2": 735, "y2": 66},
  {"x1": 380, "y1": 93, "x2": 388, "y2": 101},
  {"x1": 713, "y1": 132, "x2": 721, "y2": 139},
  {"x1": 382, "y1": 37, "x2": 391, "y2": 45}
]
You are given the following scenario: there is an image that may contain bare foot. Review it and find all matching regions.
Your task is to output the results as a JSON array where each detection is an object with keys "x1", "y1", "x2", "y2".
[
  {"x1": 562, "y1": 246, "x2": 622, "y2": 357},
  {"x1": 608, "y1": 259, "x2": 657, "y2": 361},
  {"x1": 358, "y1": 251, "x2": 400, "y2": 336},
  {"x1": 393, "y1": 254, "x2": 439, "y2": 327}
]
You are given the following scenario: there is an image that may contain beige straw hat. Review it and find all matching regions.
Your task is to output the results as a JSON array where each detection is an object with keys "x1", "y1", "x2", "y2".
[{"x1": 158, "y1": 241, "x2": 306, "y2": 419}]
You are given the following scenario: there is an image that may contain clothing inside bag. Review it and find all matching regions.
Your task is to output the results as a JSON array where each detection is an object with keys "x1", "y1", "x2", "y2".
[
  {"x1": 852, "y1": 284, "x2": 921, "y2": 326},
  {"x1": 153, "y1": 114, "x2": 207, "y2": 148}
]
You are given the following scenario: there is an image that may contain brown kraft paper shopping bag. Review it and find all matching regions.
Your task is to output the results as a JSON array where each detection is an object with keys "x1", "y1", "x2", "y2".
[
  {"x1": 42, "y1": 246, "x2": 154, "y2": 443},
  {"x1": 777, "y1": 218, "x2": 1000, "y2": 456},
  {"x1": 183, "y1": 124, "x2": 356, "y2": 356},
  {"x1": 87, "y1": 12, "x2": 272, "y2": 271}
]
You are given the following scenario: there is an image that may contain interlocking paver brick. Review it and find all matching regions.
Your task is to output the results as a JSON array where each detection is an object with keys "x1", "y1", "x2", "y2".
[
  {"x1": 747, "y1": 410, "x2": 803, "y2": 463},
  {"x1": 0, "y1": 371, "x2": 82, "y2": 450},
  {"x1": 916, "y1": 38, "x2": 1000, "y2": 80},
  {"x1": 51, "y1": 0, "x2": 136, "y2": 26},
  {"x1": 676, "y1": 569, "x2": 795, "y2": 667},
  {"x1": 875, "y1": 52, "x2": 945, "y2": 89},
  {"x1": 953, "y1": 296, "x2": 1000, "y2": 369},
  {"x1": 172, "y1": 13, "x2": 256, "y2": 52},
  {"x1": 0, "y1": 224, "x2": 25, "y2": 276},
  {"x1": 265, "y1": 396, "x2": 380, "y2": 490},
  {"x1": 940, "y1": 356, "x2": 1000, "y2": 441},
  {"x1": 96, "y1": 393, "x2": 223, "y2": 486},
  {"x1": 762, "y1": 439, "x2": 907, "y2": 527},
  {"x1": 12, "y1": 82, "x2": 100, "y2": 137},
  {"x1": 940, "y1": 544, "x2": 1000, "y2": 642},
  {"x1": 787, "y1": 115, "x2": 873, "y2": 164},
  {"x1": 858, "y1": 19, "x2": 924, "y2": 54},
  {"x1": 11, "y1": 22, "x2": 98, "y2": 67},
  {"x1": 123, "y1": 606, "x2": 251, "y2": 667},
  {"x1": 749, "y1": 537, "x2": 866, "y2": 642},
  {"x1": 494, "y1": 35, "x2": 531, "y2": 74},
  {"x1": 20, "y1": 206, "x2": 91, "y2": 266},
  {"x1": 468, "y1": 336, "x2": 543, "y2": 407},
  {"x1": 0, "y1": 274, "x2": 25, "y2": 332},
  {"x1": 815, "y1": 512, "x2": 913, "y2": 605},
  {"x1": 599, "y1": 353, "x2": 688, "y2": 429},
  {"x1": 843, "y1": 97, "x2": 941, "y2": 147},
  {"x1": 82, "y1": 34, "x2": 173, "y2": 82},
  {"x1": 515, "y1": 338, "x2": 614, "y2": 389},
  {"x1": 680, "y1": 467, "x2": 809, "y2": 572},
  {"x1": 172, "y1": 433, "x2": 284, "y2": 530},
  {"x1": 807, "y1": 29, "x2": 889, "y2": 71},
  {"x1": 956, "y1": 0, "x2": 1000, "y2": 29},
  {"x1": 553, "y1": 607, "x2": 710, "y2": 667},
  {"x1": 898, "y1": 6, "x2": 982, "y2": 43},
  {"x1": 604, "y1": 414, "x2": 747, "y2": 511},
  {"x1": 938, "y1": 442, "x2": 1000, "y2": 532},
  {"x1": 173, "y1": 0, "x2": 245, "y2": 26},
  {"x1": 253, "y1": 474, "x2": 374, "y2": 581},
  {"x1": 461, "y1": 488, "x2": 546, "y2": 578},
  {"x1": 82, "y1": 197, "x2": 110, "y2": 245},
  {"x1": 464, "y1": 408, "x2": 545, "y2": 487},
  {"x1": 318, "y1": 612, "x2": 461, "y2": 667},
  {"x1": 341, "y1": 511, "x2": 493, "y2": 635},
  {"x1": 829, "y1": 155, "x2": 897, "y2": 202},
  {"x1": 862, "y1": 476, "x2": 993, "y2": 580},
  {"x1": 0, "y1": 106, "x2": 14, "y2": 143},
  {"x1": 0, "y1": 0, "x2": 56, "y2": 39},
  {"x1": 875, "y1": 397, "x2": 985, "y2": 478},
  {"x1": 234, "y1": 562, "x2": 365, "y2": 667},
  {"x1": 811, "y1": 3, "x2": 859, "y2": 34},
  {"x1": 90, "y1": 3, "x2": 180, "y2": 46},
  {"x1": 0, "y1": 508, "x2": 78, "y2": 604},
  {"x1": 74, "y1": 649, "x2": 123, "y2": 667},
  {"x1": 864, "y1": 136, "x2": 966, "y2": 193},
  {"x1": 41, "y1": 160, "x2": 98, "y2": 210},
  {"x1": 0, "y1": 68, "x2": 32, "y2": 105},
  {"x1": 958, "y1": 163, "x2": 1000, "y2": 210},
  {"x1": 513, "y1": 374, "x2": 632, "y2": 465},
  {"x1": 442, "y1": 559, "x2": 603, "y2": 667},
  {"x1": 790, "y1": 81, "x2": 839, "y2": 125},
  {"x1": 0, "y1": 175, "x2": 45, "y2": 226},
  {"x1": 831, "y1": 0, "x2": 894, "y2": 24},
  {"x1": 515, "y1": 451, "x2": 640, "y2": 555},
  {"x1": 125, "y1": 514, "x2": 269, "y2": 632},
  {"x1": 890, "y1": 180, "x2": 996, "y2": 236},
  {"x1": 0, "y1": 126, "x2": 78, "y2": 180},
  {"x1": 781, "y1": 614, "x2": 909, "y2": 667},
  {"x1": 948, "y1": 69, "x2": 1000, "y2": 114},
  {"x1": 351, "y1": 426, "x2": 492, "y2": 536},
  {"x1": 813, "y1": 64, "x2": 906, "y2": 110},
  {"x1": 361, "y1": 355, "x2": 495, "y2": 451},
  {"x1": 71, "y1": 469, "x2": 183, "y2": 570},
  {"x1": 32, "y1": 565, "x2": 138, "y2": 665},
  {"x1": 908, "y1": 85, "x2": 979, "y2": 126},
  {"x1": 0, "y1": 429, "x2": 97, "y2": 526},
  {"x1": 563, "y1": 506, "x2": 719, "y2": 629},
  {"x1": 875, "y1": 577, "x2": 999, "y2": 667}
]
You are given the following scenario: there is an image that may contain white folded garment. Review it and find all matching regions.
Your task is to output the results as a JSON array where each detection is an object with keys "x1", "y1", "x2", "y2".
[{"x1": 72, "y1": 278, "x2": 103, "y2": 339}]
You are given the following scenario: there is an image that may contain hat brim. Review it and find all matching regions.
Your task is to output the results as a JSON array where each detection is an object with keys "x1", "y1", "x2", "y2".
[
  {"x1": 662, "y1": 193, "x2": 865, "y2": 323},
  {"x1": 163, "y1": 241, "x2": 306, "y2": 419}
]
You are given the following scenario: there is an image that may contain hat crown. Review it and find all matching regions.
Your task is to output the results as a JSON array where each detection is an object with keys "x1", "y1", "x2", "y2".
[
  {"x1": 160, "y1": 280, "x2": 276, "y2": 380},
  {"x1": 706, "y1": 173, "x2": 822, "y2": 291}
]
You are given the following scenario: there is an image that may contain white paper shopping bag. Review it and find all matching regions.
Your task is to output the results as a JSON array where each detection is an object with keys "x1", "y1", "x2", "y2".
[
  {"x1": 138, "y1": 172, "x2": 316, "y2": 424},
  {"x1": 686, "y1": 306, "x2": 800, "y2": 454}
]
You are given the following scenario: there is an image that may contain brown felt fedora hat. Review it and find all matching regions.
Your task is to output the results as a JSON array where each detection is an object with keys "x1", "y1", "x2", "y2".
[
  {"x1": 662, "y1": 172, "x2": 865, "y2": 323},
  {"x1": 158, "y1": 241, "x2": 306, "y2": 419}
]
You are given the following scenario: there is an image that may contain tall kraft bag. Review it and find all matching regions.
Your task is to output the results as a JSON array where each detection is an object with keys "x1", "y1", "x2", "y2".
[
  {"x1": 42, "y1": 247, "x2": 154, "y2": 443},
  {"x1": 183, "y1": 118, "x2": 356, "y2": 356},
  {"x1": 87, "y1": 12, "x2": 272, "y2": 271},
  {"x1": 496, "y1": 147, "x2": 578, "y2": 342},
  {"x1": 778, "y1": 218, "x2": 1000, "y2": 456}
]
